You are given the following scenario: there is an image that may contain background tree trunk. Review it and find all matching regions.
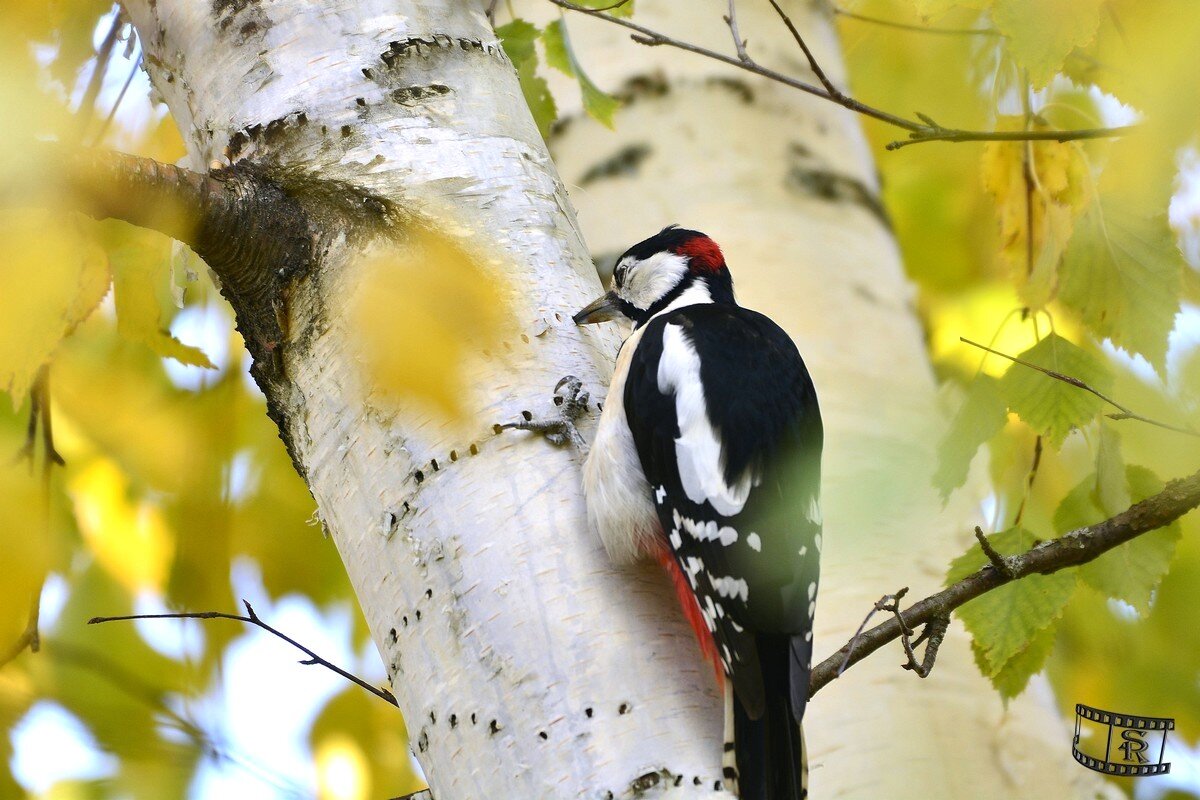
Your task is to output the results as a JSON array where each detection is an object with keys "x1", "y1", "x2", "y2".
[
  {"x1": 532, "y1": 2, "x2": 1121, "y2": 798},
  {"x1": 122, "y1": 0, "x2": 736, "y2": 797}
]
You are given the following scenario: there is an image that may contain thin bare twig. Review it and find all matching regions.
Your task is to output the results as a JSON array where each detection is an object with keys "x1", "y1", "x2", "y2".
[
  {"x1": 89, "y1": 600, "x2": 399, "y2": 707},
  {"x1": 724, "y1": 0, "x2": 750, "y2": 63},
  {"x1": 75, "y1": 13, "x2": 123, "y2": 142},
  {"x1": 547, "y1": 0, "x2": 1135, "y2": 150},
  {"x1": 838, "y1": 587, "x2": 909, "y2": 676},
  {"x1": 973, "y1": 526, "x2": 1016, "y2": 578},
  {"x1": 811, "y1": 466, "x2": 1200, "y2": 696},
  {"x1": 833, "y1": 7, "x2": 1002, "y2": 37},
  {"x1": 93, "y1": 54, "x2": 143, "y2": 146},
  {"x1": 960, "y1": 337, "x2": 1200, "y2": 437},
  {"x1": 767, "y1": 0, "x2": 841, "y2": 98}
]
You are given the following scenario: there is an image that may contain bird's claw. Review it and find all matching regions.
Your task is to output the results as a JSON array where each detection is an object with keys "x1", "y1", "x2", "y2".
[{"x1": 498, "y1": 375, "x2": 590, "y2": 451}]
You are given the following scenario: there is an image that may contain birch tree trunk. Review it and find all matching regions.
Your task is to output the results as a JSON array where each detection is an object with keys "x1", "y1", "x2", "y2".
[
  {"x1": 120, "y1": 0, "x2": 732, "y2": 798},
  {"x1": 532, "y1": 2, "x2": 1120, "y2": 798}
]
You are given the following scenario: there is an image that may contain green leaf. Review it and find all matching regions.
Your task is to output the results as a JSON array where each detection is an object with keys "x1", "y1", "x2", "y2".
[
  {"x1": 972, "y1": 621, "x2": 1059, "y2": 700},
  {"x1": 947, "y1": 527, "x2": 1078, "y2": 675},
  {"x1": 498, "y1": 19, "x2": 558, "y2": 139},
  {"x1": 1094, "y1": 424, "x2": 1129, "y2": 516},
  {"x1": 1058, "y1": 196, "x2": 1183, "y2": 374},
  {"x1": 997, "y1": 333, "x2": 1112, "y2": 445},
  {"x1": 934, "y1": 374, "x2": 1008, "y2": 499},
  {"x1": 992, "y1": 0, "x2": 1106, "y2": 88},
  {"x1": 542, "y1": 20, "x2": 573, "y2": 78},
  {"x1": 542, "y1": 19, "x2": 619, "y2": 128},
  {"x1": 497, "y1": 19, "x2": 540, "y2": 66},
  {"x1": 1053, "y1": 465, "x2": 1181, "y2": 613}
]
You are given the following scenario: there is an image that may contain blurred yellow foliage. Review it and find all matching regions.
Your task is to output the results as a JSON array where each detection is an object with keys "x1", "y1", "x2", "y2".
[
  {"x1": 315, "y1": 734, "x2": 371, "y2": 800},
  {"x1": 348, "y1": 226, "x2": 509, "y2": 420},
  {"x1": 0, "y1": 209, "x2": 109, "y2": 406},
  {"x1": 69, "y1": 458, "x2": 173, "y2": 594}
]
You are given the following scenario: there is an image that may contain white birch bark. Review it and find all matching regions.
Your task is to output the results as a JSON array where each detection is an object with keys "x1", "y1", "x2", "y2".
[
  {"x1": 122, "y1": 0, "x2": 732, "y2": 798},
  {"x1": 531, "y1": 2, "x2": 1121, "y2": 798}
]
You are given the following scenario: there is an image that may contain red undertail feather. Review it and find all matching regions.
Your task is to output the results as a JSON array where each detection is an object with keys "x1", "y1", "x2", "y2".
[{"x1": 656, "y1": 547, "x2": 725, "y2": 686}]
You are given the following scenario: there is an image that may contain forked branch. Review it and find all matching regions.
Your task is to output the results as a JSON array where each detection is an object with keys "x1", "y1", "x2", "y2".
[
  {"x1": 810, "y1": 466, "x2": 1200, "y2": 695},
  {"x1": 548, "y1": 0, "x2": 1133, "y2": 150},
  {"x1": 89, "y1": 600, "x2": 399, "y2": 707}
]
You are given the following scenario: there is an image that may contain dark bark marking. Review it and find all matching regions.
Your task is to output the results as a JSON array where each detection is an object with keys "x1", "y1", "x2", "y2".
[
  {"x1": 786, "y1": 143, "x2": 890, "y2": 228},
  {"x1": 391, "y1": 84, "x2": 453, "y2": 106},
  {"x1": 579, "y1": 144, "x2": 652, "y2": 187},
  {"x1": 380, "y1": 36, "x2": 508, "y2": 68}
]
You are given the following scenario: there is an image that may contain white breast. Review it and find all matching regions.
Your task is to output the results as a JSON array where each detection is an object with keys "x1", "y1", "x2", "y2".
[{"x1": 583, "y1": 325, "x2": 660, "y2": 565}]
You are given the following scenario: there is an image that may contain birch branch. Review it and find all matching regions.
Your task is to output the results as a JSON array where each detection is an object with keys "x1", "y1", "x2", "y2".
[
  {"x1": 810, "y1": 465, "x2": 1200, "y2": 696},
  {"x1": 548, "y1": 0, "x2": 1134, "y2": 150}
]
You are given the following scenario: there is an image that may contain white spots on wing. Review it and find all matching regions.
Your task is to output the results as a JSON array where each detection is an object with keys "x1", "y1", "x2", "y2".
[
  {"x1": 669, "y1": 528, "x2": 682, "y2": 549},
  {"x1": 656, "y1": 485, "x2": 667, "y2": 504},
  {"x1": 806, "y1": 496, "x2": 822, "y2": 526},
  {"x1": 804, "y1": 631, "x2": 812, "y2": 642},
  {"x1": 746, "y1": 532, "x2": 762, "y2": 552},
  {"x1": 711, "y1": 575, "x2": 749, "y2": 602},
  {"x1": 658, "y1": 323, "x2": 757, "y2": 517},
  {"x1": 730, "y1": 620, "x2": 744, "y2": 633},
  {"x1": 814, "y1": 533, "x2": 823, "y2": 552},
  {"x1": 722, "y1": 644, "x2": 732, "y2": 667},
  {"x1": 704, "y1": 596, "x2": 718, "y2": 621},
  {"x1": 678, "y1": 514, "x2": 738, "y2": 546},
  {"x1": 672, "y1": 508, "x2": 682, "y2": 528},
  {"x1": 798, "y1": 546, "x2": 807, "y2": 557},
  {"x1": 714, "y1": 601, "x2": 725, "y2": 618},
  {"x1": 807, "y1": 581, "x2": 817, "y2": 602},
  {"x1": 807, "y1": 604, "x2": 816, "y2": 619}
]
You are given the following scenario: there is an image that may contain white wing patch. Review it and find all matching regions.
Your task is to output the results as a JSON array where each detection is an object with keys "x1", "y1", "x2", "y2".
[{"x1": 657, "y1": 323, "x2": 756, "y2": 517}]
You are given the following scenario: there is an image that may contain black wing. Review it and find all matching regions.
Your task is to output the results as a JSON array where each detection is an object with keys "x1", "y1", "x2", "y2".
[{"x1": 624, "y1": 304, "x2": 822, "y2": 719}]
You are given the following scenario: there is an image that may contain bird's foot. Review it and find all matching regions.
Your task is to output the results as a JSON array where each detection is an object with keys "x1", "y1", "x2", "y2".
[{"x1": 498, "y1": 375, "x2": 590, "y2": 450}]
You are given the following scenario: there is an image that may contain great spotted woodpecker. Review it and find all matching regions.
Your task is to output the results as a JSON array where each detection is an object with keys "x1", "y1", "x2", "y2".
[{"x1": 574, "y1": 226, "x2": 822, "y2": 800}]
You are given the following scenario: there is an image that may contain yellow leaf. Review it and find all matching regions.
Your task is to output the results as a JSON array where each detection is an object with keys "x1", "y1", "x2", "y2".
[
  {"x1": 0, "y1": 459, "x2": 49, "y2": 655},
  {"x1": 107, "y1": 227, "x2": 214, "y2": 368},
  {"x1": 913, "y1": 0, "x2": 993, "y2": 18},
  {"x1": 69, "y1": 458, "x2": 174, "y2": 594},
  {"x1": 0, "y1": 209, "x2": 110, "y2": 405},
  {"x1": 992, "y1": 0, "x2": 1106, "y2": 88},
  {"x1": 347, "y1": 226, "x2": 509, "y2": 420},
  {"x1": 980, "y1": 128, "x2": 1089, "y2": 308}
]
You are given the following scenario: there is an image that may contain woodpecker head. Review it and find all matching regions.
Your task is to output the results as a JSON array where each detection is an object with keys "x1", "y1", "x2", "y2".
[{"x1": 573, "y1": 226, "x2": 733, "y2": 327}]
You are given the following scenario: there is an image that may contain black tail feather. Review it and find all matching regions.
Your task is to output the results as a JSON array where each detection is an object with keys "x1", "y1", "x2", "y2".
[{"x1": 734, "y1": 635, "x2": 808, "y2": 800}]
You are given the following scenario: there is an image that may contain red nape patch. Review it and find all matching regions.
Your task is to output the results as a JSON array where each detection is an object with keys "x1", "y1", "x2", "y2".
[
  {"x1": 674, "y1": 235, "x2": 725, "y2": 274},
  {"x1": 655, "y1": 547, "x2": 725, "y2": 689}
]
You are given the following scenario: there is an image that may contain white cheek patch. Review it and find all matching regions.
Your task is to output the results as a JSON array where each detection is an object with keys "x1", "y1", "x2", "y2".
[
  {"x1": 621, "y1": 251, "x2": 689, "y2": 310},
  {"x1": 657, "y1": 324, "x2": 755, "y2": 517}
]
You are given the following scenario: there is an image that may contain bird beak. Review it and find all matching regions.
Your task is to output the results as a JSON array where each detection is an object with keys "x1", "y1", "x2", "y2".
[{"x1": 572, "y1": 291, "x2": 621, "y2": 325}]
